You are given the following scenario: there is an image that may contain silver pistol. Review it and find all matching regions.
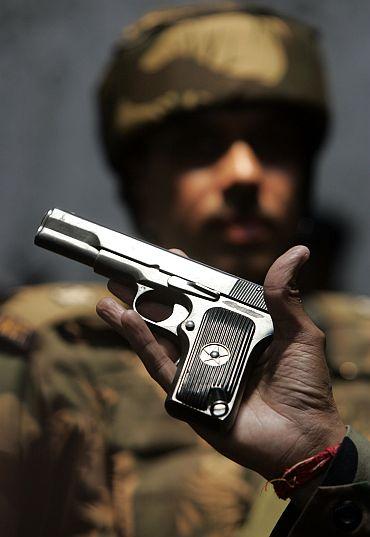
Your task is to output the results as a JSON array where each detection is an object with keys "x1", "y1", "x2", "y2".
[{"x1": 35, "y1": 209, "x2": 273, "y2": 430}]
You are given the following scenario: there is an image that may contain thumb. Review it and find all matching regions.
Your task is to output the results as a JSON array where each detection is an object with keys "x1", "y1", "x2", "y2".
[{"x1": 264, "y1": 246, "x2": 313, "y2": 338}]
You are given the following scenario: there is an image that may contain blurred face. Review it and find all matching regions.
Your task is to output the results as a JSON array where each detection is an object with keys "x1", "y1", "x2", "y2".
[{"x1": 128, "y1": 105, "x2": 310, "y2": 282}]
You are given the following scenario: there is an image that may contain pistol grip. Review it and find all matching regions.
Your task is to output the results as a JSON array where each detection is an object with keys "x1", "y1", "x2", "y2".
[{"x1": 166, "y1": 306, "x2": 259, "y2": 430}]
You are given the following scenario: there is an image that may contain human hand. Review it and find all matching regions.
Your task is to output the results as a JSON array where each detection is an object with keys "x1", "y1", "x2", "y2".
[{"x1": 96, "y1": 246, "x2": 345, "y2": 480}]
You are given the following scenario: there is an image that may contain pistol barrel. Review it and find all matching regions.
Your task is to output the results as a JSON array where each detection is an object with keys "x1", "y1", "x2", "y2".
[{"x1": 35, "y1": 209, "x2": 100, "y2": 266}]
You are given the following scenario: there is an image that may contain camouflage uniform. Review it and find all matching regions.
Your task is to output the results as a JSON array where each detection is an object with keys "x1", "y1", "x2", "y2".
[
  {"x1": 0, "y1": 283, "x2": 255, "y2": 537},
  {"x1": 1, "y1": 285, "x2": 369, "y2": 536},
  {"x1": 2, "y1": 5, "x2": 369, "y2": 537}
]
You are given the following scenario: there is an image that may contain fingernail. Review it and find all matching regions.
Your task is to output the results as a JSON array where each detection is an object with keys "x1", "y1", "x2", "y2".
[
  {"x1": 97, "y1": 298, "x2": 125, "y2": 323},
  {"x1": 169, "y1": 248, "x2": 187, "y2": 257},
  {"x1": 291, "y1": 245, "x2": 310, "y2": 261}
]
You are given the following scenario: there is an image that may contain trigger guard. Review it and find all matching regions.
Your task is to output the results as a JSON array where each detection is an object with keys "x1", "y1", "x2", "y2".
[
  {"x1": 133, "y1": 284, "x2": 189, "y2": 337},
  {"x1": 133, "y1": 284, "x2": 153, "y2": 304},
  {"x1": 132, "y1": 284, "x2": 155, "y2": 319}
]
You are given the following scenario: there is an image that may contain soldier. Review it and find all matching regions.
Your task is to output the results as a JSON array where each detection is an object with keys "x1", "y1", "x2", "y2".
[
  {"x1": 95, "y1": 6, "x2": 370, "y2": 535},
  {"x1": 0, "y1": 3, "x2": 369, "y2": 537}
]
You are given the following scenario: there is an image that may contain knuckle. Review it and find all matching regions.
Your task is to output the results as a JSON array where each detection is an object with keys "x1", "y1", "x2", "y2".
[
  {"x1": 125, "y1": 309, "x2": 140, "y2": 326},
  {"x1": 125, "y1": 308, "x2": 137, "y2": 319},
  {"x1": 149, "y1": 356, "x2": 167, "y2": 379},
  {"x1": 264, "y1": 284, "x2": 285, "y2": 300}
]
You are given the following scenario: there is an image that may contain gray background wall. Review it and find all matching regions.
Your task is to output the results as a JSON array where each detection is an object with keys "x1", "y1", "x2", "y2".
[{"x1": 1, "y1": 0, "x2": 370, "y2": 294}]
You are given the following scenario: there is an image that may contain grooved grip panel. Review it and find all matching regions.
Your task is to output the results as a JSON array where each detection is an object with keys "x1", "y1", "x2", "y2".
[
  {"x1": 230, "y1": 279, "x2": 267, "y2": 311},
  {"x1": 177, "y1": 308, "x2": 255, "y2": 409}
]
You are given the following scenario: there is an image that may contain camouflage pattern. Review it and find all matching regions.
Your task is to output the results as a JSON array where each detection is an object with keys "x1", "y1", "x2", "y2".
[
  {"x1": 98, "y1": 3, "x2": 328, "y2": 167},
  {"x1": 0, "y1": 283, "x2": 369, "y2": 536},
  {"x1": 0, "y1": 283, "x2": 256, "y2": 537}
]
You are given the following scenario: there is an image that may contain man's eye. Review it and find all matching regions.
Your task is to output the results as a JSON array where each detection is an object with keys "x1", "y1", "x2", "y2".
[
  {"x1": 175, "y1": 136, "x2": 229, "y2": 167},
  {"x1": 254, "y1": 145, "x2": 286, "y2": 164},
  {"x1": 196, "y1": 137, "x2": 226, "y2": 158},
  {"x1": 250, "y1": 136, "x2": 303, "y2": 166}
]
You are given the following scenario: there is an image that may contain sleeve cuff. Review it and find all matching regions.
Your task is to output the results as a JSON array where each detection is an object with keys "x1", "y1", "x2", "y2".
[{"x1": 270, "y1": 428, "x2": 370, "y2": 536}]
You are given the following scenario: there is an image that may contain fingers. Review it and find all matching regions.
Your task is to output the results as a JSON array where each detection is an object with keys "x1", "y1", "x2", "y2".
[
  {"x1": 264, "y1": 246, "x2": 316, "y2": 337},
  {"x1": 169, "y1": 248, "x2": 188, "y2": 257},
  {"x1": 96, "y1": 297, "x2": 179, "y2": 363},
  {"x1": 96, "y1": 298, "x2": 176, "y2": 391}
]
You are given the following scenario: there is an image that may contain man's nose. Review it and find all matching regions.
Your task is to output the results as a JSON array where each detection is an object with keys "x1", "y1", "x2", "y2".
[{"x1": 215, "y1": 141, "x2": 264, "y2": 211}]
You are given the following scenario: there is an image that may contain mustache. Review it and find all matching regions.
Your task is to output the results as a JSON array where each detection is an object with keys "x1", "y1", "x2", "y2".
[{"x1": 199, "y1": 208, "x2": 277, "y2": 237}]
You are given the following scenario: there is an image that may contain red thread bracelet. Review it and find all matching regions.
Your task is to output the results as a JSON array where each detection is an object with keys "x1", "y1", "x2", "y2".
[{"x1": 268, "y1": 442, "x2": 341, "y2": 500}]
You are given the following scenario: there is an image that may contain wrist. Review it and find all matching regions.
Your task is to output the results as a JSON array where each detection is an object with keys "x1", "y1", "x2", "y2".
[
  {"x1": 268, "y1": 419, "x2": 346, "y2": 502},
  {"x1": 272, "y1": 441, "x2": 341, "y2": 500},
  {"x1": 275, "y1": 416, "x2": 346, "y2": 479}
]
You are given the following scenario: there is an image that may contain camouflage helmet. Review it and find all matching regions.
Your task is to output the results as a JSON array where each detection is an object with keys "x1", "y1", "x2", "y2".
[{"x1": 98, "y1": 2, "x2": 329, "y2": 175}]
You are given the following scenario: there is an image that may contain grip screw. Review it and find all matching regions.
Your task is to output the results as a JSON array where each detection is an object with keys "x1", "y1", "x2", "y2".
[
  {"x1": 211, "y1": 402, "x2": 228, "y2": 417},
  {"x1": 208, "y1": 388, "x2": 229, "y2": 417},
  {"x1": 185, "y1": 320, "x2": 195, "y2": 331}
]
